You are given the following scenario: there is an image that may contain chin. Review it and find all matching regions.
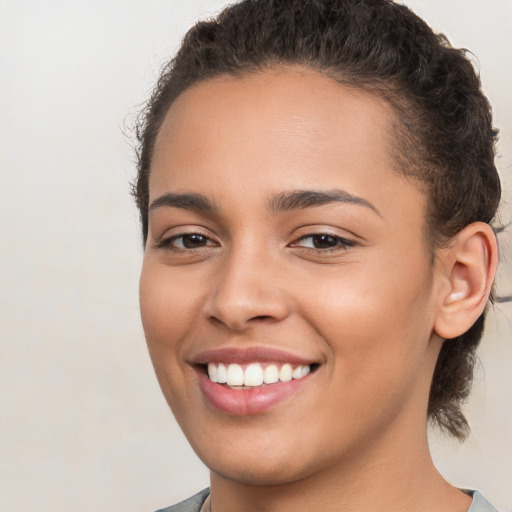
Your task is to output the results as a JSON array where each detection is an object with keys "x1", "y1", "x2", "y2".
[
  {"x1": 206, "y1": 456, "x2": 312, "y2": 487},
  {"x1": 190, "y1": 428, "x2": 339, "y2": 489}
]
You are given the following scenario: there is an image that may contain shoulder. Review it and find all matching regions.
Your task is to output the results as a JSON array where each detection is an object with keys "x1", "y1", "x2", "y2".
[
  {"x1": 466, "y1": 490, "x2": 500, "y2": 512},
  {"x1": 154, "y1": 488, "x2": 210, "y2": 512},
  {"x1": 152, "y1": 488, "x2": 500, "y2": 512}
]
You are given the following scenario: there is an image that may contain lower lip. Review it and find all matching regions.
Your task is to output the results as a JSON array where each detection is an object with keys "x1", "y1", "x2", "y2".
[{"x1": 197, "y1": 370, "x2": 311, "y2": 415}]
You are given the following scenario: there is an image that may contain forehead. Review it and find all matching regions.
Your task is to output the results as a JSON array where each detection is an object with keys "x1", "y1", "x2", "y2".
[
  {"x1": 150, "y1": 68, "x2": 423, "y2": 224},
  {"x1": 155, "y1": 67, "x2": 395, "y2": 160}
]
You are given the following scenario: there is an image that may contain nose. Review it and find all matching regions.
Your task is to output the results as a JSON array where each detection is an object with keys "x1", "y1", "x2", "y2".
[{"x1": 203, "y1": 247, "x2": 290, "y2": 332}]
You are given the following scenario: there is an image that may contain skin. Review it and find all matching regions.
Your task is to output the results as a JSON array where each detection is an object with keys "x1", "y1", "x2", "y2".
[{"x1": 139, "y1": 68, "x2": 483, "y2": 512}]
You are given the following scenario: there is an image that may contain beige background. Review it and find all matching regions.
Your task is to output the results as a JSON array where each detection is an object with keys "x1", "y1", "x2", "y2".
[{"x1": 0, "y1": 1, "x2": 511, "y2": 511}]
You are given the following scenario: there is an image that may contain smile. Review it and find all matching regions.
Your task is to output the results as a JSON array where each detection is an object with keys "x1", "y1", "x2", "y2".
[
  {"x1": 193, "y1": 347, "x2": 319, "y2": 415},
  {"x1": 207, "y1": 362, "x2": 311, "y2": 388}
]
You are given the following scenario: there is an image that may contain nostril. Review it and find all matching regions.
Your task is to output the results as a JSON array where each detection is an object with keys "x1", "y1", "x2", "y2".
[{"x1": 250, "y1": 315, "x2": 275, "y2": 322}]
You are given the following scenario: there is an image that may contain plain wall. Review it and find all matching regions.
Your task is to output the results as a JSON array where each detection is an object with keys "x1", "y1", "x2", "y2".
[{"x1": 0, "y1": 1, "x2": 510, "y2": 511}]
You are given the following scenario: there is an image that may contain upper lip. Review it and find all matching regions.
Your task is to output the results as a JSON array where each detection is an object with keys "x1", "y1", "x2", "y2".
[{"x1": 191, "y1": 346, "x2": 318, "y2": 366}]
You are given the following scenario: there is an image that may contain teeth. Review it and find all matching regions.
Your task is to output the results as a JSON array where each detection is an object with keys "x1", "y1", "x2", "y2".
[
  {"x1": 279, "y1": 363, "x2": 293, "y2": 382},
  {"x1": 263, "y1": 364, "x2": 279, "y2": 384},
  {"x1": 217, "y1": 363, "x2": 227, "y2": 383},
  {"x1": 207, "y1": 363, "x2": 217, "y2": 382},
  {"x1": 226, "y1": 364, "x2": 244, "y2": 386},
  {"x1": 300, "y1": 365, "x2": 310, "y2": 377},
  {"x1": 244, "y1": 363, "x2": 263, "y2": 386},
  {"x1": 292, "y1": 366, "x2": 303, "y2": 379},
  {"x1": 207, "y1": 362, "x2": 312, "y2": 387}
]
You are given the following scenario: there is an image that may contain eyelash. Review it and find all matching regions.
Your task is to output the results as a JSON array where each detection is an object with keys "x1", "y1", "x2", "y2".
[
  {"x1": 155, "y1": 232, "x2": 217, "y2": 252},
  {"x1": 155, "y1": 231, "x2": 356, "y2": 254},
  {"x1": 291, "y1": 233, "x2": 356, "y2": 252}
]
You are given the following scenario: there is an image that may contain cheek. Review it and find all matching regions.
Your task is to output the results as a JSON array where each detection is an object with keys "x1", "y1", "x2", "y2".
[
  {"x1": 297, "y1": 255, "x2": 435, "y2": 386},
  {"x1": 138, "y1": 261, "x2": 206, "y2": 413},
  {"x1": 296, "y1": 278, "x2": 435, "y2": 445},
  {"x1": 139, "y1": 262, "x2": 200, "y2": 350},
  {"x1": 139, "y1": 262, "x2": 204, "y2": 413}
]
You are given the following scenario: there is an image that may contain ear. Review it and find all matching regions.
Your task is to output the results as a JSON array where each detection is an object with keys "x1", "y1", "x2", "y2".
[{"x1": 434, "y1": 222, "x2": 498, "y2": 340}]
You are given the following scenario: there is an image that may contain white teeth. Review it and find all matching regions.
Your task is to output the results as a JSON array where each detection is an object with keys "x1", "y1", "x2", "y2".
[
  {"x1": 263, "y1": 364, "x2": 279, "y2": 384},
  {"x1": 279, "y1": 363, "x2": 293, "y2": 382},
  {"x1": 207, "y1": 362, "x2": 312, "y2": 387},
  {"x1": 244, "y1": 363, "x2": 264, "y2": 386},
  {"x1": 207, "y1": 363, "x2": 217, "y2": 382},
  {"x1": 226, "y1": 363, "x2": 244, "y2": 386},
  {"x1": 216, "y1": 363, "x2": 227, "y2": 383},
  {"x1": 292, "y1": 366, "x2": 303, "y2": 379}
]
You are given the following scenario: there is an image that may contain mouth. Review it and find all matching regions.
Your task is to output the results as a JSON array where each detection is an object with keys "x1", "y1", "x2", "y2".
[
  {"x1": 204, "y1": 361, "x2": 315, "y2": 388},
  {"x1": 192, "y1": 347, "x2": 320, "y2": 415}
]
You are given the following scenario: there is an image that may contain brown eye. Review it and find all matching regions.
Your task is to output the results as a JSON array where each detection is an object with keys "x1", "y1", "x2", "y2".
[
  {"x1": 180, "y1": 234, "x2": 210, "y2": 248},
  {"x1": 310, "y1": 234, "x2": 339, "y2": 249},
  {"x1": 172, "y1": 233, "x2": 212, "y2": 249},
  {"x1": 294, "y1": 234, "x2": 355, "y2": 250},
  {"x1": 156, "y1": 232, "x2": 217, "y2": 251}
]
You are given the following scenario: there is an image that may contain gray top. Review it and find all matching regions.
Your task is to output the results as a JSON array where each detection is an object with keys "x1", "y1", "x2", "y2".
[
  {"x1": 155, "y1": 488, "x2": 499, "y2": 512},
  {"x1": 467, "y1": 490, "x2": 500, "y2": 512}
]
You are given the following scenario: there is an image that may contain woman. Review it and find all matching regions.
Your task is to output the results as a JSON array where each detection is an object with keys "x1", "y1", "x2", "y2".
[{"x1": 133, "y1": 0, "x2": 502, "y2": 510}]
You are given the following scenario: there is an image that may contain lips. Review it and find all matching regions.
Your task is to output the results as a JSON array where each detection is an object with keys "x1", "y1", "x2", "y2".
[{"x1": 192, "y1": 347, "x2": 319, "y2": 415}]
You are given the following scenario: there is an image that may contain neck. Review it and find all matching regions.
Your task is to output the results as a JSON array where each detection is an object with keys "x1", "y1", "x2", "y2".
[{"x1": 208, "y1": 425, "x2": 470, "y2": 512}]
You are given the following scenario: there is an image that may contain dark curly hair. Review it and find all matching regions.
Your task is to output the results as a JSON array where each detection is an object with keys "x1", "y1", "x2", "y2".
[{"x1": 132, "y1": 0, "x2": 501, "y2": 440}]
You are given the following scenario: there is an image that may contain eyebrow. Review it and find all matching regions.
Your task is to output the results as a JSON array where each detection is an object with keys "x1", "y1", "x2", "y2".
[
  {"x1": 267, "y1": 189, "x2": 382, "y2": 217},
  {"x1": 149, "y1": 188, "x2": 381, "y2": 217},
  {"x1": 149, "y1": 192, "x2": 219, "y2": 214}
]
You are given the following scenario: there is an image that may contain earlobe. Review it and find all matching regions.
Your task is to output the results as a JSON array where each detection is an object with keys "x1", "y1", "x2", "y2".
[{"x1": 434, "y1": 222, "x2": 498, "y2": 340}]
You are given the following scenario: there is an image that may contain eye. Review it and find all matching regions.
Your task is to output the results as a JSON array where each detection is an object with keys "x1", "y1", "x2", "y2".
[
  {"x1": 292, "y1": 233, "x2": 355, "y2": 250},
  {"x1": 157, "y1": 232, "x2": 216, "y2": 250}
]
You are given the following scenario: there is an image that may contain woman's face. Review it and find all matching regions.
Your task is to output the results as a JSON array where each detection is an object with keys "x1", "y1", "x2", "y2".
[{"x1": 140, "y1": 69, "x2": 444, "y2": 486}]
